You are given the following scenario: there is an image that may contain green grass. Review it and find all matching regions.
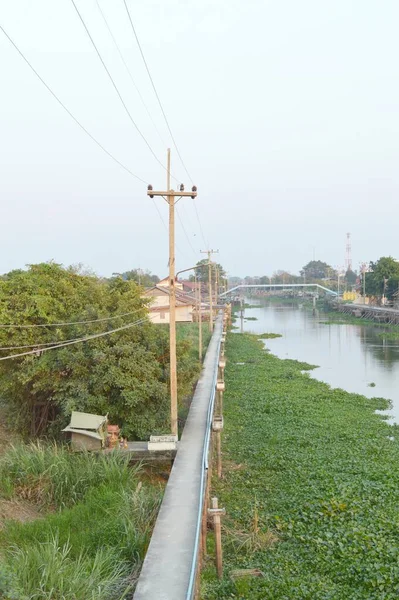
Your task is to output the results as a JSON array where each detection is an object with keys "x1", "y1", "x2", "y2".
[
  {"x1": 257, "y1": 333, "x2": 282, "y2": 339},
  {"x1": 176, "y1": 322, "x2": 212, "y2": 359},
  {"x1": 0, "y1": 441, "x2": 134, "y2": 508},
  {"x1": 201, "y1": 333, "x2": 399, "y2": 599},
  {"x1": 0, "y1": 443, "x2": 162, "y2": 599},
  {"x1": 321, "y1": 311, "x2": 399, "y2": 340}
]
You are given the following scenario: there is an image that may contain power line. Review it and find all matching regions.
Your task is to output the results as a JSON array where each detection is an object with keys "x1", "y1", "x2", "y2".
[
  {"x1": 70, "y1": 0, "x2": 174, "y2": 181},
  {"x1": 122, "y1": 0, "x2": 193, "y2": 184},
  {"x1": 0, "y1": 307, "x2": 146, "y2": 329},
  {"x1": 0, "y1": 312, "x2": 154, "y2": 349},
  {"x1": 0, "y1": 316, "x2": 154, "y2": 362},
  {"x1": 176, "y1": 206, "x2": 197, "y2": 256},
  {"x1": 0, "y1": 21, "x2": 175, "y2": 255},
  {"x1": 0, "y1": 23, "x2": 147, "y2": 184},
  {"x1": 121, "y1": 2, "x2": 209, "y2": 248},
  {"x1": 95, "y1": 0, "x2": 167, "y2": 148},
  {"x1": 192, "y1": 200, "x2": 208, "y2": 248}
]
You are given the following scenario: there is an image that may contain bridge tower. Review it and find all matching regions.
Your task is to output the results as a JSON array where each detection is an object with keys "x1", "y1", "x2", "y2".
[{"x1": 345, "y1": 232, "x2": 352, "y2": 272}]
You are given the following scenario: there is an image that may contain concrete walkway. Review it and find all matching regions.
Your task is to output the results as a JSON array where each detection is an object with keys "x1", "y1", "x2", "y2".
[{"x1": 133, "y1": 315, "x2": 223, "y2": 600}]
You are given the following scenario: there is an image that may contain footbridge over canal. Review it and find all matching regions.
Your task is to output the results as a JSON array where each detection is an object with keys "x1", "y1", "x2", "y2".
[{"x1": 220, "y1": 283, "x2": 338, "y2": 298}]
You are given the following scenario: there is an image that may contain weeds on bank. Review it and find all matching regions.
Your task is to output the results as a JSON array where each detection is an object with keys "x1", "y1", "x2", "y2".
[
  {"x1": 0, "y1": 443, "x2": 162, "y2": 599},
  {"x1": 201, "y1": 333, "x2": 399, "y2": 599}
]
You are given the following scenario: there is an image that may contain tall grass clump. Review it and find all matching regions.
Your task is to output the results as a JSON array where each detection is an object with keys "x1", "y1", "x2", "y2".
[
  {"x1": 0, "y1": 441, "x2": 136, "y2": 508},
  {"x1": 0, "y1": 442, "x2": 163, "y2": 598},
  {"x1": 5, "y1": 536, "x2": 130, "y2": 600}
]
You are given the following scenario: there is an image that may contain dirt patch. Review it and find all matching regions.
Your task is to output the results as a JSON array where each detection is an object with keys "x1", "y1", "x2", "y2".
[{"x1": 0, "y1": 499, "x2": 41, "y2": 529}]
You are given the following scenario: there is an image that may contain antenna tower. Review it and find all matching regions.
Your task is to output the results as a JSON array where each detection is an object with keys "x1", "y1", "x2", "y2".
[{"x1": 345, "y1": 232, "x2": 352, "y2": 272}]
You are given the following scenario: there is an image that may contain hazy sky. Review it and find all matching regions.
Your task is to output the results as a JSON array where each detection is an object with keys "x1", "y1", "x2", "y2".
[{"x1": 1, "y1": 1, "x2": 398, "y2": 279}]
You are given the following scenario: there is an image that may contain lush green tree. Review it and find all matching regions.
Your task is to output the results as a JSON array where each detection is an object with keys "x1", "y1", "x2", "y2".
[
  {"x1": 300, "y1": 260, "x2": 335, "y2": 280},
  {"x1": 364, "y1": 257, "x2": 399, "y2": 300},
  {"x1": 0, "y1": 263, "x2": 200, "y2": 440},
  {"x1": 345, "y1": 269, "x2": 357, "y2": 287},
  {"x1": 112, "y1": 268, "x2": 159, "y2": 287},
  {"x1": 191, "y1": 259, "x2": 226, "y2": 284}
]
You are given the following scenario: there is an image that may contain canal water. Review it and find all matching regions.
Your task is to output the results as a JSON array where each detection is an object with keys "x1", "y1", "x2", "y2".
[{"x1": 240, "y1": 300, "x2": 399, "y2": 422}]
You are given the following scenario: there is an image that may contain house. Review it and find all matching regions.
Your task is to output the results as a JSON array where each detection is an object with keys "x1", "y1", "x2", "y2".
[{"x1": 143, "y1": 284, "x2": 195, "y2": 323}]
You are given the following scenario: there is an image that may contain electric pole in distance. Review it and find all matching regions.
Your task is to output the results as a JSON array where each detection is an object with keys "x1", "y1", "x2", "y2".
[
  {"x1": 200, "y1": 249, "x2": 219, "y2": 332},
  {"x1": 147, "y1": 149, "x2": 197, "y2": 438}
]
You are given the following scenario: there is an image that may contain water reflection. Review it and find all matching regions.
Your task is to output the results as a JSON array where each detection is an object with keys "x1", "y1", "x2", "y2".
[{"x1": 241, "y1": 301, "x2": 399, "y2": 421}]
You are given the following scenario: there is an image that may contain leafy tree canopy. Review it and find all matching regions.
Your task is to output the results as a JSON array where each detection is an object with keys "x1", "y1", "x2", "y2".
[
  {"x1": 0, "y1": 262, "x2": 199, "y2": 440},
  {"x1": 111, "y1": 268, "x2": 159, "y2": 288},
  {"x1": 345, "y1": 269, "x2": 357, "y2": 286},
  {"x1": 191, "y1": 259, "x2": 226, "y2": 284},
  {"x1": 364, "y1": 257, "x2": 399, "y2": 299},
  {"x1": 300, "y1": 260, "x2": 336, "y2": 280}
]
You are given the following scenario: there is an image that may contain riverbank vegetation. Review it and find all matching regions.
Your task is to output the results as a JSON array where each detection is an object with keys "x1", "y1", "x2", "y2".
[
  {"x1": 202, "y1": 333, "x2": 399, "y2": 599},
  {"x1": 0, "y1": 262, "x2": 209, "y2": 440},
  {"x1": 0, "y1": 443, "x2": 162, "y2": 599},
  {"x1": 321, "y1": 310, "x2": 399, "y2": 340}
]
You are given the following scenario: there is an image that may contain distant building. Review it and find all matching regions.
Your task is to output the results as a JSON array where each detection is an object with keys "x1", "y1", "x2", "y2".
[{"x1": 142, "y1": 284, "x2": 195, "y2": 323}]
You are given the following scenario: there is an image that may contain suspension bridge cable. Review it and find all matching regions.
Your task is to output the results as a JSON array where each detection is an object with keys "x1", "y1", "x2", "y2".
[
  {"x1": 95, "y1": 0, "x2": 167, "y2": 148},
  {"x1": 70, "y1": 0, "x2": 176, "y2": 181},
  {"x1": 0, "y1": 23, "x2": 147, "y2": 184},
  {"x1": 0, "y1": 316, "x2": 155, "y2": 361}
]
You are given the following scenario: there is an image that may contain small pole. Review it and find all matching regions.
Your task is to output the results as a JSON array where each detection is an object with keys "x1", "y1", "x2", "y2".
[
  {"x1": 208, "y1": 255, "x2": 213, "y2": 332},
  {"x1": 216, "y1": 430, "x2": 222, "y2": 479},
  {"x1": 198, "y1": 274, "x2": 202, "y2": 360},
  {"x1": 240, "y1": 297, "x2": 244, "y2": 333},
  {"x1": 210, "y1": 497, "x2": 223, "y2": 578},
  {"x1": 201, "y1": 249, "x2": 219, "y2": 332}
]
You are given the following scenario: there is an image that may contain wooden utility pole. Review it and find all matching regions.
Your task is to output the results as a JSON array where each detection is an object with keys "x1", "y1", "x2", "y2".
[
  {"x1": 147, "y1": 150, "x2": 197, "y2": 437},
  {"x1": 197, "y1": 274, "x2": 203, "y2": 360},
  {"x1": 201, "y1": 249, "x2": 219, "y2": 332}
]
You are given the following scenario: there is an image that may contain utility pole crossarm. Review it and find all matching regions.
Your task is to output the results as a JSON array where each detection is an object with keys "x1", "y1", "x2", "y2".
[{"x1": 147, "y1": 190, "x2": 197, "y2": 198}]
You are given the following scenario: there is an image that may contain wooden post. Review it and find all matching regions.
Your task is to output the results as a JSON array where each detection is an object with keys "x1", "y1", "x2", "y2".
[
  {"x1": 198, "y1": 275, "x2": 202, "y2": 360},
  {"x1": 208, "y1": 497, "x2": 225, "y2": 578},
  {"x1": 216, "y1": 430, "x2": 222, "y2": 479},
  {"x1": 208, "y1": 256, "x2": 213, "y2": 332},
  {"x1": 167, "y1": 150, "x2": 178, "y2": 437}
]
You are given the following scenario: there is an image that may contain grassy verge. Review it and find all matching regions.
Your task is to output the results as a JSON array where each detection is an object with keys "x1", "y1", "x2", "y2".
[
  {"x1": 201, "y1": 333, "x2": 399, "y2": 599},
  {"x1": 0, "y1": 443, "x2": 162, "y2": 599},
  {"x1": 176, "y1": 322, "x2": 212, "y2": 359}
]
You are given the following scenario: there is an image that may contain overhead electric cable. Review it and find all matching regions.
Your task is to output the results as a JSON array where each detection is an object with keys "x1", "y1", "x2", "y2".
[
  {"x1": 0, "y1": 22, "x2": 176, "y2": 256},
  {"x1": 122, "y1": 0, "x2": 193, "y2": 183},
  {"x1": 176, "y1": 207, "x2": 197, "y2": 256},
  {"x1": 192, "y1": 202, "x2": 208, "y2": 248},
  {"x1": 70, "y1": 0, "x2": 176, "y2": 181},
  {"x1": 95, "y1": 0, "x2": 167, "y2": 148},
  {"x1": 0, "y1": 307, "x2": 146, "y2": 329},
  {"x1": 0, "y1": 316, "x2": 155, "y2": 362},
  {"x1": 122, "y1": 1, "x2": 209, "y2": 247},
  {"x1": 0, "y1": 23, "x2": 147, "y2": 184},
  {"x1": 0, "y1": 314, "x2": 152, "y2": 350}
]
